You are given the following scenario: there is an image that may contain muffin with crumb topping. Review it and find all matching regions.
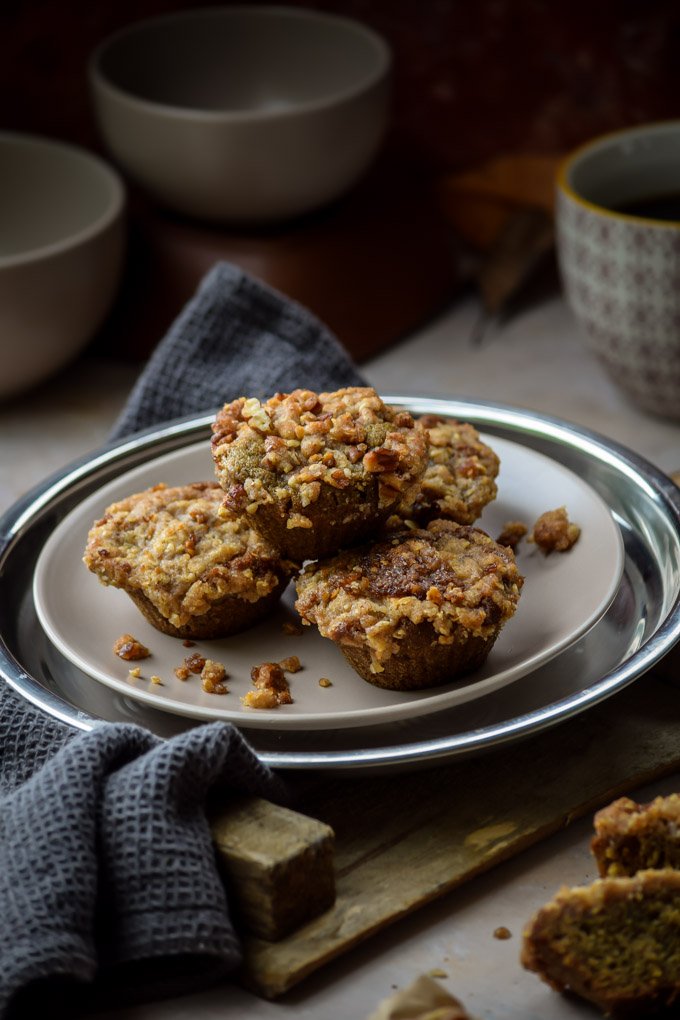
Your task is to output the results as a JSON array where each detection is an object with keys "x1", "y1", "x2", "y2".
[
  {"x1": 211, "y1": 387, "x2": 428, "y2": 560},
  {"x1": 294, "y1": 519, "x2": 523, "y2": 690},
  {"x1": 591, "y1": 794, "x2": 680, "y2": 878},
  {"x1": 83, "y1": 481, "x2": 295, "y2": 639},
  {"x1": 392, "y1": 415, "x2": 500, "y2": 527},
  {"x1": 521, "y1": 869, "x2": 680, "y2": 1016}
]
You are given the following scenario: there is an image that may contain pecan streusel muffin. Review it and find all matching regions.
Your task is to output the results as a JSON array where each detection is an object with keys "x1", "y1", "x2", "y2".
[
  {"x1": 83, "y1": 482, "x2": 295, "y2": 639},
  {"x1": 294, "y1": 519, "x2": 523, "y2": 690},
  {"x1": 210, "y1": 387, "x2": 428, "y2": 560},
  {"x1": 394, "y1": 415, "x2": 500, "y2": 526}
]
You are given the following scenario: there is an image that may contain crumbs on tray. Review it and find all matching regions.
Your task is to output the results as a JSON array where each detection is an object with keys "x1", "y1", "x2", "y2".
[
  {"x1": 529, "y1": 506, "x2": 581, "y2": 554},
  {"x1": 113, "y1": 635, "x2": 304, "y2": 704},
  {"x1": 174, "y1": 651, "x2": 206, "y2": 680},
  {"x1": 200, "y1": 659, "x2": 228, "y2": 695},
  {"x1": 175, "y1": 651, "x2": 229, "y2": 694},
  {"x1": 496, "y1": 506, "x2": 581, "y2": 555}
]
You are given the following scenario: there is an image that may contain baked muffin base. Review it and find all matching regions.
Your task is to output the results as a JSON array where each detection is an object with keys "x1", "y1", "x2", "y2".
[
  {"x1": 126, "y1": 578, "x2": 289, "y2": 640},
  {"x1": 340, "y1": 620, "x2": 499, "y2": 691},
  {"x1": 247, "y1": 478, "x2": 395, "y2": 562}
]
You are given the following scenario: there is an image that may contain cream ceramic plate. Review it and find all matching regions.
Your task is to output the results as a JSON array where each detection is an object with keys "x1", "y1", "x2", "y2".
[{"x1": 33, "y1": 434, "x2": 624, "y2": 731}]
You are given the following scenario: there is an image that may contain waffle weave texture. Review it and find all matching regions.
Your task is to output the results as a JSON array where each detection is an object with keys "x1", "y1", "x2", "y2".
[
  {"x1": 0, "y1": 261, "x2": 365, "y2": 1017},
  {"x1": 110, "y1": 261, "x2": 365, "y2": 440}
]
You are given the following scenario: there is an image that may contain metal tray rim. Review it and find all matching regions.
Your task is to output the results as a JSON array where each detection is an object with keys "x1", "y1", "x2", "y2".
[{"x1": 2, "y1": 395, "x2": 680, "y2": 770}]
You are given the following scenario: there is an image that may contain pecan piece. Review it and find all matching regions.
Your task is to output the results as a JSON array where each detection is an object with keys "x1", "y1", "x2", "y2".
[{"x1": 363, "y1": 447, "x2": 401, "y2": 473}]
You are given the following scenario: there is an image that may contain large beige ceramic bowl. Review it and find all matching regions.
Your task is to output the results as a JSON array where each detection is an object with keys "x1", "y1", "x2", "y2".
[
  {"x1": 89, "y1": 5, "x2": 392, "y2": 224},
  {"x1": 0, "y1": 133, "x2": 125, "y2": 400}
]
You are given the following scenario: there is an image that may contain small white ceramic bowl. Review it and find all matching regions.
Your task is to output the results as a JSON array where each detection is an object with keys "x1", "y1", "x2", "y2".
[
  {"x1": 0, "y1": 133, "x2": 125, "y2": 400},
  {"x1": 89, "y1": 5, "x2": 392, "y2": 224}
]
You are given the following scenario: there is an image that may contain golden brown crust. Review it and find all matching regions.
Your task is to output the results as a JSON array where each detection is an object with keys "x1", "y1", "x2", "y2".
[
  {"x1": 294, "y1": 519, "x2": 522, "y2": 690},
  {"x1": 592, "y1": 794, "x2": 680, "y2": 878},
  {"x1": 395, "y1": 416, "x2": 499, "y2": 526},
  {"x1": 521, "y1": 869, "x2": 680, "y2": 1016},
  {"x1": 83, "y1": 481, "x2": 295, "y2": 638},
  {"x1": 210, "y1": 388, "x2": 428, "y2": 559}
]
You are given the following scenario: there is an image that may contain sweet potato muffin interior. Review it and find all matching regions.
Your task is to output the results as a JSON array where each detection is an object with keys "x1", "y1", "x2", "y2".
[
  {"x1": 521, "y1": 869, "x2": 680, "y2": 1017},
  {"x1": 83, "y1": 481, "x2": 294, "y2": 638}
]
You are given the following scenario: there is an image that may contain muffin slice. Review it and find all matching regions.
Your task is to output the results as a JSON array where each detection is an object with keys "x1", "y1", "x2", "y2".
[
  {"x1": 521, "y1": 869, "x2": 680, "y2": 1016},
  {"x1": 83, "y1": 481, "x2": 295, "y2": 639},
  {"x1": 295, "y1": 519, "x2": 523, "y2": 690},
  {"x1": 210, "y1": 387, "x2": 428, "y2": 560},
  {"x1": 591, "y1": 794, "x2": 680, "y2": 878},
  {"x1": 394, "y1": 415, "x2": 500, "y2": 526}
]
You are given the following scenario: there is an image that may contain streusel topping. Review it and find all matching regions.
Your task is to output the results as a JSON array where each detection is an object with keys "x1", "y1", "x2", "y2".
[
  {"x1": 396, "y1": 416, "x2": 499, "y2": 525},
  {"x1": 295, "y1": 519, "x2": 523, "y2": 672},
  {"x1": 84, "y1": 481, "x2": 288, "y2": 629},
  {"x1": 211, "y1": 387, "x2": 428, "y2": 518}
]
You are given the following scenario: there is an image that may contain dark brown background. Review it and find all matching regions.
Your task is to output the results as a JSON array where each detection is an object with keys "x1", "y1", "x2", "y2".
[
  {"x1": 4, "y1": 0, "x2": 680, "y2": 360},
  {"x1": 6, "y1": 0, "x2": 680, "y2": 171}
]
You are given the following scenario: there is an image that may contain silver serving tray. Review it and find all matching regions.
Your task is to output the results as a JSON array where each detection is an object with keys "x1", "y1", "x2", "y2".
[{"x1": 2, "y1": 396, "x2": 680, "y2": 773}]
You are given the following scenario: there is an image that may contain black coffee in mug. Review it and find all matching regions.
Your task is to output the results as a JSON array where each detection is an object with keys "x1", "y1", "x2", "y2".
[{"x1": 613, "y1": 192, "x2": 680, "y2": 221}]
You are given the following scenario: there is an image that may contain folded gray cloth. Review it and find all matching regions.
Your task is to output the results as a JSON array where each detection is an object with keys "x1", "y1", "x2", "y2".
[{"x1": 0, "y1": 261, "x2": 366, "y2": 1017}]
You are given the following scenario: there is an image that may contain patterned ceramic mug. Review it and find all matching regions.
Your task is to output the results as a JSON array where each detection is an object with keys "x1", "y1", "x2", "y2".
[{"x1": 556, "y1": 121, "x2": 680, "y2": 420}]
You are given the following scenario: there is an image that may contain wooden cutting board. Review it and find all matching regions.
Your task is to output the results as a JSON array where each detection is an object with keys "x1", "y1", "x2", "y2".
[{"x1": 238, "y1": 665, "x2": 680, "y2": 998}]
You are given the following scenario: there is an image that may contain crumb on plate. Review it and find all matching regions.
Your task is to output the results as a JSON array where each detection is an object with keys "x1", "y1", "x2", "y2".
[
  {"x1": 241, "y1": 661, "x2": 293, "y2": 709},
  {"x1": 530, "y1": 506, "x2": 581, "y2": 553},
  {"x1": 279, "y1": 655, "x2": 301, "y2": 673},
  {"x1": 201, "y1": 658, "x2": 228, "y2": 695},
  {"x1": 113, "y1": 633, "x2": 150, "y2": 661}
]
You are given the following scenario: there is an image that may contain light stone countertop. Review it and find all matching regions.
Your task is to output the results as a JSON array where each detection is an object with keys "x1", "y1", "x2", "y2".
[{"x1": 2, "y1": 291, "x2": 680, "y2": 1020}]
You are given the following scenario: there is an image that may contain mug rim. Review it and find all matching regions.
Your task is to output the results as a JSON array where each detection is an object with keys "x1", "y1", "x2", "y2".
[{"x1": 556, "y1": 119, "x2": 680, "y2": 228}]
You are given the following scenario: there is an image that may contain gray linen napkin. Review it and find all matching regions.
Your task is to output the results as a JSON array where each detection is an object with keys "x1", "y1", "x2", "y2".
[
  {"x1": 110, "y1": 261, "x2": 365, "y2": 440},
  {"x1": 0, "y1": 261, "x2": 366, "y2": 1017}
]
